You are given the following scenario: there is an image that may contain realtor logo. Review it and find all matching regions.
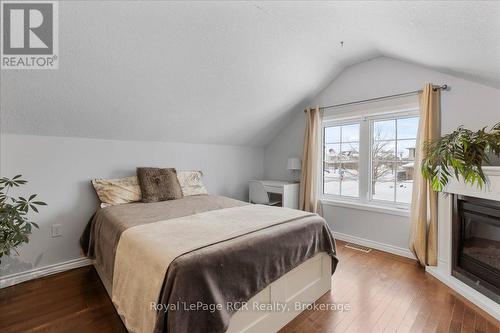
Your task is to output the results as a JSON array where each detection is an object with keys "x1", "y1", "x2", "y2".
[{"x1": 1, "y1": 1, "x2": 58, "y2": 69}]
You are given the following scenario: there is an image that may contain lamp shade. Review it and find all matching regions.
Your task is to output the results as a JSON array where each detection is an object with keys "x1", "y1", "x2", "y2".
[{"x1": 287, "y1": 158, "x2": 301, "y2": 170}]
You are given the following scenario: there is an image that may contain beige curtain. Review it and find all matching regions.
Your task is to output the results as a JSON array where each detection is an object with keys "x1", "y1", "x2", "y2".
[
  {"x1": 409, "y1": 84, "x2": 441, "y2": 266},
  {"x1": 299, "y1": 107, "x2": 321, "y2": 213}
]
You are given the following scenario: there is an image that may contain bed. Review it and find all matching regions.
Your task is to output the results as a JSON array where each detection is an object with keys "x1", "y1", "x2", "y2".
[{"x1": 80, "y1": 194, "x2": 338, "y2": 333}]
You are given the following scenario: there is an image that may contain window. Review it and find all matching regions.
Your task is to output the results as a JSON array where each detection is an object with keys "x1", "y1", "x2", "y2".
[
  {"x1": 371, "y1": 116, "x2": 419, "y2": 204},
  {"x1": 323, "y1": 123, "x2": 360, "y2": 198},
  {"x1": 321, "y1": 109, "x2": 419, "y2": 209}
]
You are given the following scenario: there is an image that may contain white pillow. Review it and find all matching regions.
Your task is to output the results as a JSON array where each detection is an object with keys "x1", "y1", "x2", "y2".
[
  {"x1": 91, "y1": 176, "x2": 142, "y2": 207},
  {"x1": 176, "y1": 170, "x2": 208, "y2": 196}
]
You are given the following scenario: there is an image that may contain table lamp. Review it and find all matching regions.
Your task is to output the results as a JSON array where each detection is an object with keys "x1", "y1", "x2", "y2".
[{"x1": 287, "y1": 158, "x2": 301, "y2": 182}]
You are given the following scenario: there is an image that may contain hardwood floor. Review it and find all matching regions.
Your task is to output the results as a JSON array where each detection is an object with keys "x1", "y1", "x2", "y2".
[
  {"x1": 0, "y1": 241, "x2": 498, "y2": 333},
  {"x1": 279, "y1": 242, "x2": 499, "y2": 333},
  {"x1": 0, "y1": 265, "x2": 126, "y2": 333}
]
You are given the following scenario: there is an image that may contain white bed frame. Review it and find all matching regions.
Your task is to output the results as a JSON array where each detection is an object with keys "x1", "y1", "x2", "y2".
[
  {"x1": 227, "y1": 252, "x2": 332, "y2": 333},
  {"x1": 95, "y1": 252, "x2": 331, "y2": 333}
]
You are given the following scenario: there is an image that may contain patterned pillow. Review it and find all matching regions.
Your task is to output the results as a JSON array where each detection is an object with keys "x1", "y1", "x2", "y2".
[
  {"x1": 137, "y1": 167, "x2": 183, "y2": 203},
  {"x1": 91, "y1": 176, "x2": 142, "y2": 207},
  {"x1": 177, "y1": 170, "x2": 208, "y2": 196}
]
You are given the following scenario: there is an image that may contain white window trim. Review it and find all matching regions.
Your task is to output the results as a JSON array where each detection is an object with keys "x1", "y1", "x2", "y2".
[
  {"x1": 320, "y1": 198, "x2": 410, "y2": 217},
  {"x1": 319, "y1": 106, "x2": 419, "y2": 215}
]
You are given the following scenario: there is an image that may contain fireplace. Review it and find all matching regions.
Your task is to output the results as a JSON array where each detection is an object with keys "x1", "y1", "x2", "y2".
[{"x1": 452, "y1": 195, "x2": 500, "y2": 303}]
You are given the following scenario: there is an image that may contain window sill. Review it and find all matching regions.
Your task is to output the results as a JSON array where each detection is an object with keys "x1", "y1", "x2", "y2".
[{"x1": 320, "y1": 198, "x2": 410, "y2": 217}]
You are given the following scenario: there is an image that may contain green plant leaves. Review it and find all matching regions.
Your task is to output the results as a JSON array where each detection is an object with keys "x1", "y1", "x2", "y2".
[
  {"x1": 422, "y1": 123, "x2": 500, "y2": 192},
  {"x1": 0, "y1": 175, "x2": 46, "y2": 263}
]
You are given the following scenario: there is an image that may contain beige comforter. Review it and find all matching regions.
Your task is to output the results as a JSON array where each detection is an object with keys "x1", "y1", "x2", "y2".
[{"x1": 113, "y1": 204, "x2": 313, "y2": 333}]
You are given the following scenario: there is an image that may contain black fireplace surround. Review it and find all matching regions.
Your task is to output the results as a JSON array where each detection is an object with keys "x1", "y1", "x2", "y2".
[{"x1": 452, "y1": 195, "x2": 500, "y2": 303}]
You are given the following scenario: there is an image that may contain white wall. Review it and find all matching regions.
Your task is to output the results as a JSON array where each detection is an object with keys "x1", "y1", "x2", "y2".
[
  {"x1": 264, "y1": 57, "x2": 500, "y2": 251},
  {"x1": 0, "y1": 134, "x2": 263, "y2": 277}
]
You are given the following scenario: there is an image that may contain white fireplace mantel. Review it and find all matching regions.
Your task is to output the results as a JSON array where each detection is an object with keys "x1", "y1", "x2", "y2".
[
  {"x1": 444, "y1": 166, "x2": 500, "y2": 201},
  {"x1": 426, "y1": 166, "x2": 500, "y2": 321}
]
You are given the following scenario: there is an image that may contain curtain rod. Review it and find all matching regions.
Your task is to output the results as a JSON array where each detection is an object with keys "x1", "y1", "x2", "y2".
[{"x1": 305, "y1": 84, "x2": 448, "y2": 112}]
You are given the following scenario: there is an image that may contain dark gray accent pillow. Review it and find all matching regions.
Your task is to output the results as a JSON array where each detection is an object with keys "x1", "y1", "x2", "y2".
[{"x1": 137, "y1": 167, "x2": 183, "y2": 203}]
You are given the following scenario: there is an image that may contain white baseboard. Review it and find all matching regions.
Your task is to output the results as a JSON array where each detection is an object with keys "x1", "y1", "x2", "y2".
[
  {"x1": 426, "y1": 266, "x2": 500, "y2": 322},
  {"x1": 0, "y1": 257, "x2": 92, "y2": 289},
  {"x1": 334, "y1": 232, "x2": 416, "y2": 260}
]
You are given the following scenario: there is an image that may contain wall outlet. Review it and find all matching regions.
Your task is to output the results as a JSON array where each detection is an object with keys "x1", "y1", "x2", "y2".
[{"x1": 51, "y1": 224, "x2": 62, "y2": 238}]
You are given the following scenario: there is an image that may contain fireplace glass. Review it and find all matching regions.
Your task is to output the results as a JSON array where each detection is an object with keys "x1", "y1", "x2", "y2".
[{"x1": 452, "y1": 195, "x2": 500, "y2": 303}]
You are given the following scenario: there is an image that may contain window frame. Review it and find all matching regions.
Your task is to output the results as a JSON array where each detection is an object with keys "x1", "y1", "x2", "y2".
[
  {"x1": 368, "y1": 112, "x2": 420, "y2": 209},
  {"x1": 321, "y1": 118, "x2": 362, "y2": 200},
  {"x1": 320, "y1": 108, "x2": 419, "y2": 212}
]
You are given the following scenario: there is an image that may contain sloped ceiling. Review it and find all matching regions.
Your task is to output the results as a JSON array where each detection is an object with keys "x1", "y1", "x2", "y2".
[{"x1": 1, "y1": 1, "x2": 499, "y2": 146}]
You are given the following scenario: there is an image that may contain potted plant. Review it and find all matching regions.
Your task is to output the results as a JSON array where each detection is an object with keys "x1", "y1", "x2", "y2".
[
  {"x1": 422, "y1": 123, "x2": 500, "y2": 191},
  {"x1": 0, "y1": 175, "x2": 46, "y2": 264}
]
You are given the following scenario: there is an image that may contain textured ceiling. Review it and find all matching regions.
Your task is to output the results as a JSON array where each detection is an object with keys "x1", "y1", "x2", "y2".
[{"x1": 1, "y1": 1, "x2": 499, "y2": 146}]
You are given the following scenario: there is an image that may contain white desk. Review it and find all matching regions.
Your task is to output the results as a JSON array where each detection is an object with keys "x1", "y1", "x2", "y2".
[{"x1": 250, "y1": 180, "x2": 300, "y2": 209}]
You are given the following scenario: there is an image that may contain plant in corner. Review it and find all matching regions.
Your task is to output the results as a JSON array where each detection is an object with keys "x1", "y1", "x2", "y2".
[
  {"x1": 422, "y1": 123, "x2": 500, "y2": 192},
  {"x1": 0, "y1": 175, "x2": 46, "y2": 264}
]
